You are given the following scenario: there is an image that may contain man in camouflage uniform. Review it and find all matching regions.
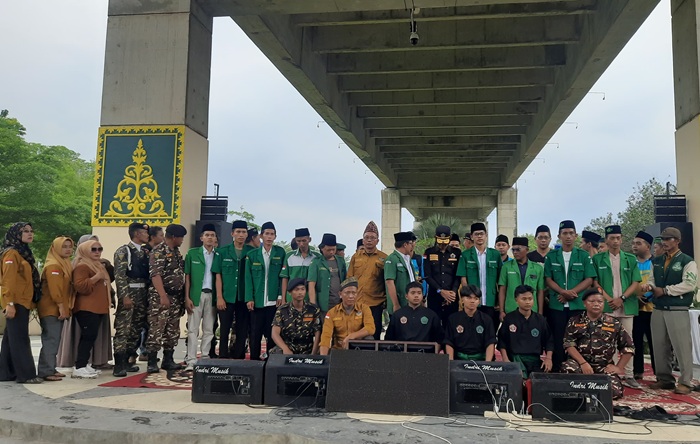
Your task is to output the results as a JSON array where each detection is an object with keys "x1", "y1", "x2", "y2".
[
  {"x1": 145, "y1": 224, "x2": 187, "y2": 373},
  {"x1": 269, "y1": 278, "x2": 322, "y2": 355},
  {"x1": 562, "y1": 288, "x2": 635, "y2": 399},
  {"x1": 112, "y1": 222, "x2": 151, "y2": 377}
]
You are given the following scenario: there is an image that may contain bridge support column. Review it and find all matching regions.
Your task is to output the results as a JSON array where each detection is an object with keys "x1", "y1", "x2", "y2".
[
  {"x1": 381, "y1": 188, "x2": 402, "y2": 253},
  {"x1": 673, "y1": 0, "x2": 700, "y2": 256},
  {"x1": 497, "y1": 187, "x2": 518, "y2": 240},
  {"x1": 92, "y1": 1, "x2": 213, "y2": 256}
]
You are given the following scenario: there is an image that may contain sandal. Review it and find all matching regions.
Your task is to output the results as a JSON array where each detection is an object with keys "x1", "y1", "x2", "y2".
[
  {"x1": 630, "y1": 405, "x2": 678, "y2": 421},
  {"x1": 43, "y1": 375, "x2": 63, "y2": 382},
  {"x1": 54, "y1": 372, "x2": 66, "y2": 378},
  {"x1": 20, "y1": 377, "x2": 43, "y2": 384}
]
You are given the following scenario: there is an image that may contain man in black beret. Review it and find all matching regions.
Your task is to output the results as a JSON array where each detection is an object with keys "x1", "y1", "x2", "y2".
[
  {"x1": 527, "y1": 225, "x2": 551, "y2": 264},
  {"x1": 423, "y1": 225, "x2": 461, "y2": 327},
  {"x1": 280, "y1": 228, "x2": 319, "y2": 303},
  {"x1": 456, "y1": 222, "x2": 502, "y2": 331},
  {"x1": 631, "y1": 230, "x2": 655, "y2": 379},
  {"x1": 112, "y1": 222, "x2": 151, "y2": 376},
  {"x1": 384, "y1": 231, "x2": 419, "y2": 314},
  {"x1": 581, "y1": 230, "x2": 602, "y2": 257},
  {"x1": 494, "y1": 234, "x2": 511, "y2": 264},
  {"x1": 269, "y1": 278, "x2": 322, "y2": 355}
]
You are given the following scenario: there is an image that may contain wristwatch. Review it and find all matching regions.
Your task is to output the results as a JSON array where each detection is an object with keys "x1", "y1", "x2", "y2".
[{"x1": 620, "y1": 295, "x2": 627, "y2": 301}]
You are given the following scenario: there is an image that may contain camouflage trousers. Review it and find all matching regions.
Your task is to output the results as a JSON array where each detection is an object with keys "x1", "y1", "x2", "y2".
[
  {"x1": 113, "y1": 285, "x2": 149, "y2": 354},
  {"x1": 561, "y1": 358, "x2": 624, "y2": 399},
  {"x1": 145, "y1": 288, "x2": 184, "y2": 353}
]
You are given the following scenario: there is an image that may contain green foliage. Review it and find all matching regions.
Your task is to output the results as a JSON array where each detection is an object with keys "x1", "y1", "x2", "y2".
[
  {"x1": 585, "y1": 179, "x2": 675, "y2": 252},
  {"x1": 0, "y1": 111, "x2": 93, "y2": 257},
  {"x1": 227, "y1": 206, "x2": 260, "y2": 230}
]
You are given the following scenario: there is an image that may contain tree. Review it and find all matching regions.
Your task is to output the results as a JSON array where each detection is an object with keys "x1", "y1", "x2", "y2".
[
  {"x1": 413, "y1": 214, "x2": 468, "y2": 255},
  {"x1": 227, "y1": 206, "x2": 260, "y2": 230},
  {"x1": 585, "y1": 179, "x2": 675, "y2": 252},
  {"x1": 0, "y1": 111, "x2": 93, "y2": 256}
]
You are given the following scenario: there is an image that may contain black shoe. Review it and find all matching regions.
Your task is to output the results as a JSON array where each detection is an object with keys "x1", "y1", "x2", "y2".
[
  {"x1": 146, "y1": 352, "x2": 160, "y2": 374},
  {"x1": 161, "y1": 350, "x2": 183, "y2": 371},
  {"x1": 112, "y1": 353, "x2": 127, "y2": 377}
]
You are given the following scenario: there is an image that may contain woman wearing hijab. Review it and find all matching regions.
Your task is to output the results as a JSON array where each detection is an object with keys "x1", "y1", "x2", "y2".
[
  {"x1": 0, "y1": 222, "x2": 43, "y2": 384},
  {"x1": 38, "y1": 236, "x2": 75, "y2": 381},
  {"x1": 71, "y1": 240, "x2": 111, "y2": 379},
  {"x1": 57, "y1": 234, "x2": 114, "y2": 369}
]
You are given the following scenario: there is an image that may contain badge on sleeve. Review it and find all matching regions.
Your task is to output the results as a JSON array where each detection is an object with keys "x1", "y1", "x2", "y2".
[
  {"x1": 509, "y1": 324, "x2": 517, "y2": 333},
  {"x1": 456, "y1": 325, "x2": 464, "y2": 333},
  {"x1": 400, "y1": 316, "x2": 408, "y2": 324},
  {"x1": 420, "y1": 316, "x2": 428, "y2": 325},
  {"x1": 476, "y1": 325, "x2": 484, "y2": 334},
  {"x1": 531, "y1": 328, "x2": 540, "y2": 337}
]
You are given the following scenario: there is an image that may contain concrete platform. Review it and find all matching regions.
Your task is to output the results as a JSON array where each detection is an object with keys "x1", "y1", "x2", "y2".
[{"x1": 1, "y1": 338, "x2": 700, "y2": 444}]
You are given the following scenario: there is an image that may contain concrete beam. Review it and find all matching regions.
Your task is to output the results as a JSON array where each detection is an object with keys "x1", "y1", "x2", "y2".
[
  {"x1": 402, "y1": 195, "x2": 498, "y2": 209},
  {"x1": 293, "y1": 1, "x2": 597, "y2": 26},
  {"x1": 374, "y1": 135, "x2": 521, "y2": 144},
  {"x1": 348, "y1": 88, "x2": 546, "y2": 106},
  {"x1": 327, "y1": 46, "x2": 567, "y2": 74},
  {"x1": 380, "y1": 147, "x2": 517, "y2": 155},
  {"x1": 497, "y1": 187, "x2": 518, "y2": 239},
  {"x1": 363, "y1": 116, "x2": 532, "y2": 129},
  {"x1": 311, "y1": 16, "x2": 580, "y2": 54},
  {"x1": 398, "y1": 172, "x2": 501, "y2": 188},
  {"x1": 357, "y1": 103, "x2": 538, "y2": 119},
  {"x1": 381, "y1": 188, "x2": 401, "y2": 253},
  {"x1": 372, "y1": 127, "x2": 527, "y2": 138},
  {"x1": 340, "y1": 71, "x2": 554, "y2": 93},
  {"x1": 672, "y1": 0, "x2": 700, "y2": 128}
]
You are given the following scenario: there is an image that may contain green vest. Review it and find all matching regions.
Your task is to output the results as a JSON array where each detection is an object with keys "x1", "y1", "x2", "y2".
[
  {"x1": 384, "y1": 250, "x2": 420, "y2": 312},
  {"x1": 456, "y1": 247, "x2": 502, "y2": 307},
  {"x1": 211, "y1": 243, "x2": 252, "y2": 303},
  {"x1": 592, "y1": 251, "x2": 642, "y2": 315},
  {"x1": 498, "y1": 259, "x2": 544, "y2": 313},
  {"x1": 544, "y1": 247, "x2": 597, "y2": 311},
  {"x1": 244, "y1": 245, "x2": 286, "y2": 308},
  {"x1": 306, "y1": 255, "x2": 347, "y2": 312},
  {"x1": 184, "y1": 247, "x2": 218, "y2": 306},
  {"x1": 652, "y1": 251, "x2": 695, "y2": 308}
]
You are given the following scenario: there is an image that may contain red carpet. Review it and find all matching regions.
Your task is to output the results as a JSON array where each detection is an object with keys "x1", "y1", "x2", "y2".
[{"x1": 614, "y1": 364, "x2": 700, "y2": 415}]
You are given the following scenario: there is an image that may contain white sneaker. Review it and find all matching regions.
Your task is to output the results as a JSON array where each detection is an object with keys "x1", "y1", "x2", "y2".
[
  {"x1": 72, "y1": 367, "x2": 98, "y2": 379},
  {"x1": 86, "y1": 364, "x2": 102, "y2": 375},
  {"x1": 185, "y1": 362, "x2": 194, "y2": 372}
]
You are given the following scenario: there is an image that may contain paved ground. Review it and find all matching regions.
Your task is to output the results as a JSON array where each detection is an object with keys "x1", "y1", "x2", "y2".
[{"x1": 0, "y1": 338, "x2": 699, "y2": 444}]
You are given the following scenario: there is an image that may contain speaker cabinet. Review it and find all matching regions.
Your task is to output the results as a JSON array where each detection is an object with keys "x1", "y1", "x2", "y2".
[
  {"x1": 191, "y1": 359, "x2": 265, "y2": 404},
  {"x1": 326, "y1": 349, "x2": 449, "y2": 416},
  {"x1": 264, "y1": 354, "x2": 329, "y2": 408},
  {"x1": 530, "y1": 372, "x2": 613, "y2": 422},
  {"x1": 449, "y1": 361, "x2": 523, "y2": 415}
]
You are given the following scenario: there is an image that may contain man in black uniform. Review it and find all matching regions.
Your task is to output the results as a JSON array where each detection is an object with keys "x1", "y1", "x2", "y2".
[
  {"x1": 385, "y1": 282, "x2": 443, "y2": 343},
  {"x1": 444, "y1": 285, "x2": 496, "y2": 361},
  {"x1": 498, "y1": 285, "x2": 553, "y2": 378},
  {"x1": 423, "y1": 225, "x2": 461, "y2": 326},
  {"x1": 527, "y1": 225, "x2": 551, "y2": 264},
  {"x1": 449, "y1": 233, "x2": 461, "y2": 250}
]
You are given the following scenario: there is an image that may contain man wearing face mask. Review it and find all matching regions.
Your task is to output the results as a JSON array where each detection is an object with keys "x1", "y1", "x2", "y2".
[{"x1": 423, "y1": 226, "x2": 461, "y2": 326}]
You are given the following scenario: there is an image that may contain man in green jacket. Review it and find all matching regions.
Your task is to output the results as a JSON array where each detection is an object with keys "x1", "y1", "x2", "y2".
[
  {"x1": 280, "y1": 228, "x2": 319, "y2": 302},
  {"x1": 642, "y1": 227, "x2": 698, "y2": 394},
  {"x1": 212, "y1": 220, "x2": 252, "y2": 359},
  {"x1": 184, "y1": 224, "x2": 218, "y2": 370},
  {"x1": 592, "y1": 224, "x2": 641, "y2": 387},
  {"x1": 456, "y1": 222, "x2": 502, "y2": 330},
  {"x1": 244, "y1": 221, "x2": 286, "y2": 360},
  {"x1": 498, "y1": 237, "x2": 544, "y2": 320},
  {"x1": 384, "y1": 231, "x2": 419, "y2": 313},
  {"x1": 544, "y1": 220, "x2": 597, "y2": 371},
  {"x1": 307, "y1": 233, "x2": 347, "y2": 317}
]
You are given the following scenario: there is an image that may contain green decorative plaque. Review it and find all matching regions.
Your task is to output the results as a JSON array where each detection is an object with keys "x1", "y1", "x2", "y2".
[{"x1": 92, "y1": 126, "x2": 184, "y2": 226}]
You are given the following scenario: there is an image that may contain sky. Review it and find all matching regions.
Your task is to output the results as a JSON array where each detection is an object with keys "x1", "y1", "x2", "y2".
[{"x1": 0, "y1": 1, "x2": 677, "y2": 248}]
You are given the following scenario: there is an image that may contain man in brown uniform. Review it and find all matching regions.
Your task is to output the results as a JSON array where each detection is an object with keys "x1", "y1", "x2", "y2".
[
  {"x1": 347, "y1": 221, "x2": 387, "y2": 339},
  {"x1": 319, "y1": 278, "x2": 375, "y2": 354}
]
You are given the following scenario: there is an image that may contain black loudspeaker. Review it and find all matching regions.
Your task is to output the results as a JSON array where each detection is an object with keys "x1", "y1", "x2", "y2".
[
  {"x1": 200, "y1": 196, "x2": 228, "y2": 221},
  {"x1": 449, "y1": 361, "x2": 523, "y2": 415},
  {"x1": 530, "y1": 373, "x2": 613, "y2": 422},
  {"x1": 654, "y1": 195, "x2": 687, "y2": 223},
  {"x1": 644, "y1": 222, "x2": 694, "y2": 258},
  {"x1": 264, "y1": 354, "x2": 329, "y2": 408},
  {"x1": 191, "y1": 359, "x2": 265, "y2": 404},
  {"x1": 193, "y1": 220, "x2": 233, "y2": 248},
  {"x1": 346, "y1": 340, "x2": 439, "y2": 353},
  {"x1": 326, "y1": 349, "x2": 450, "y2": 416}
]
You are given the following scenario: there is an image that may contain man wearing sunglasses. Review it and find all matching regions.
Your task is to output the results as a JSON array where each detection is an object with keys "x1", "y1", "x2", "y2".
[{"x1": 423, "y1": 225, "x2": 461, "y2": 327}]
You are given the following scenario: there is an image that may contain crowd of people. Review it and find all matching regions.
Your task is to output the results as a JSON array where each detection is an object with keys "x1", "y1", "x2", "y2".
[{"x1": 0, "y1": 218, "x2": 696, "y2": 401}]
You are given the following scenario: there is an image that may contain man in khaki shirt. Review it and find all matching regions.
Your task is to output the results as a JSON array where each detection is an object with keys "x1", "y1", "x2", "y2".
[
  {"x1": 347, "y1": 221, "x2": 388, "y2": 339},
  {"x1": 319, "y1": 278, "x2": 375, "y2": 354}
]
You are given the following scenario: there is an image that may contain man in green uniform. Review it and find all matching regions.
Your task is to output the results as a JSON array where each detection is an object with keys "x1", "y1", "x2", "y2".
[
  {"x1": 183, "y1": 224, "x2": 218, "y2": 371},
  {"x1": 581, "y1": 230, "x2": 602, "y2": 257},
  {"x1": 642, "y1": 227, "x2": 698, "y2": 394},
  {"x1": 280, "y1": 228, "x2": 319, "y2": 301},
  {"x1": 384, "y1": 231, "x2": 419, "y2": 314},
  {"x1": 307, "y1": 233, "x2": 347, "y2": 317},
  {"x1": 456, "y1": 222, "x2": 502, "y2": 330},
  {"x1": 113, "y1": 222, "x2": 150, "y2": 377},
  {"x1": 245, "y1": 221, "x2": 286, "y2": 361},
  {"x1": 544, "y1": 220, "x2": 597, "y2": 371},
  {"x1": 494, "y1": 234, "x2": 511, "y2": 263},
  {"x1": 270, "y1": 278, "x2": 322, "y2": 355},
  {"x1": 592, "y1": 224, "x2": 641, "y2": 388},
  {"x1": 212, "y1": 220, "x2": 251, "y2": 359},
  {"x1": 145, "y1": 224, "x2": 187, "y2": 373},
  {"x1": 498, "y1": 237, "x2": 544, "y2": 321}
]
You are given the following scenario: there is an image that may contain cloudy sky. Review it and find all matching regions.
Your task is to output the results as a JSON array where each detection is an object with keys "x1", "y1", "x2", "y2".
[{"x1": 0, "y1": 1, "x2": 677, "y2": 248}]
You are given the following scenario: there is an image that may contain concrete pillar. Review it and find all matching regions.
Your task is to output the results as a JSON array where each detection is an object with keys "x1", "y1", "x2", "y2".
[
  {"x1": 93, "y1": 1, "x2": 212, "y2": 258},
  {"x1": 672, "y1": 0, "x2": 700, "y2": 256},
  {"x1": 497, "y1": 187, "x2": 517, "y2": 241},
  {"x1": 381, "y1": 188, "x2": 402, "y2": 253}
]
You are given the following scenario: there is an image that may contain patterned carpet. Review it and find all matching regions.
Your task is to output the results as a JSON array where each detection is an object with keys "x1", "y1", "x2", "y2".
[{"x1": 614, "y1": 364, "x2": 700, "y2": 415}]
